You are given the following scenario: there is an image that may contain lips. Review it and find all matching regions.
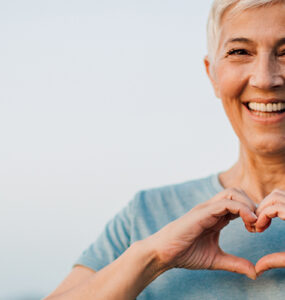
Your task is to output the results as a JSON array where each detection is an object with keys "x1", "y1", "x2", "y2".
[
  {"x1": 243, "y1": 101, "x2": 285, "y2": 124},
  {"x1": 245, "y1": 102, "x2": 285, "y2": 113},
  {"x1": 243, "y1": 98, "x2": 285, "y2": 104}
]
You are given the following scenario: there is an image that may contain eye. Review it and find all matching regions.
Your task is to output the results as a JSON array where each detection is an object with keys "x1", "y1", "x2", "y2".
[
  {"x1": 277, "y1": 49, "x2": 285, "y2": 56},
  {"x1": 226, "y1": 48, "x2": 249, "y2": 56}
]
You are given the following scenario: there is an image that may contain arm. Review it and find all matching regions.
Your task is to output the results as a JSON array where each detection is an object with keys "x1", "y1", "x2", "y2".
[
  {"x1": 45, "y1": 188, "x2": 258, "y2": 300},
  {"x1": 44, "y1": 240, "x2": 166, "y2": 300}
]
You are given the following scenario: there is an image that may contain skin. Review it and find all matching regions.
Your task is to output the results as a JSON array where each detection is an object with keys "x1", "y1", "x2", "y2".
[
  {"x1": 204, "y1": 2, "x2": 285, "y2": 276},
  {"x1": 44, "y1": 3, "x2": 285, "y2": 300}
]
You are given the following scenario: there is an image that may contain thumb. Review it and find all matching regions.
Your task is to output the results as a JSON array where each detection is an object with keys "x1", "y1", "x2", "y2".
[
  {"x1": 211, "y1": 250, "x2": 257, "y2": 280},
  {"x1": 255, "y1": 252, "x2": 285, "y2": 276}
]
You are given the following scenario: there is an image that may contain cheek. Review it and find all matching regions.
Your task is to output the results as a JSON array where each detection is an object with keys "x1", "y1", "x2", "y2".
[
  {"x1": 214, "y1": 65, "x2": 249, "y2": 136},
  {"x1": 216, "y1": 64, "x2": 247, "y2": 99}
]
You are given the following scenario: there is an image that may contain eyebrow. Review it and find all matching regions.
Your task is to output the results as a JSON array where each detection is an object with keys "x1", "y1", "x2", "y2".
[
  {"x1": 224, "y1": 37, "x2": 285, "y2": 48},
  {"x1": 224, "y1": 37, "x2": 255, "y2": 47}
]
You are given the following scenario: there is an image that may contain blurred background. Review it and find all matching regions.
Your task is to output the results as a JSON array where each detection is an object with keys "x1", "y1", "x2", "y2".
[{"x1": 0, "y1": 0, "x2": 239, "y2": 299}]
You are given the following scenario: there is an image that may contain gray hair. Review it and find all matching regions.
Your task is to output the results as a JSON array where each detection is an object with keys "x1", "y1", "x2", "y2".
[{"x1": 207, "y1": 0, "x2": 284, "y2": 64}]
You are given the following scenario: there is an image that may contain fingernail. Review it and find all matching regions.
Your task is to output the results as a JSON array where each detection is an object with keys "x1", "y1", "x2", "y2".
[
  {"x1": 247, "y1": 273, "x2": 257, "y2": 280},
  {"x1": 251, "y1": 212, "x2": 258, "y2": 219}
]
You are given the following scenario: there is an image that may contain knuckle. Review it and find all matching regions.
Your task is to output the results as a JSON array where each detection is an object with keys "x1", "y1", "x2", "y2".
[
  {"x1": 268, "y1": 193, "x2": 283, "y2": 206},
  {"x1": 272, "y1": 198, "x2": 278, "y2": 206},
  {"x1": 273, "y1": 188, "x2": 283, "y2": 194},
  {"x1": 224, "y1": 187, "x2": 238, "y2": 199},
  {"x1": 208, "y1": 199, "x2": 225, "y2": 211},
  {"x1": 218, "y1": 199, "x2": 228, "y2": 206}
]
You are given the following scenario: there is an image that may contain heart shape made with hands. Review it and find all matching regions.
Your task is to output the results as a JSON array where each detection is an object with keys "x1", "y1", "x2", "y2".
[{"x1": 233, "y1": 189, "x2": 285, "y2": 278}]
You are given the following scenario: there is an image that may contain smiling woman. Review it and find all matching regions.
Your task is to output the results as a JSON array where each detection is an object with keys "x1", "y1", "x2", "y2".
[
  {"x1": 44, "y1": 1, "x2": 285, "y2": 300},
  {"x1": 205, "y1": 1, "x2": 285, "y2": 199}
]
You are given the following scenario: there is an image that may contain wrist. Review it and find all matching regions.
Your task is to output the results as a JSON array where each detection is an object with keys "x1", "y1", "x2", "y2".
[{"x1": 129, "y1": 239, "x2": 170, "y2": 282}]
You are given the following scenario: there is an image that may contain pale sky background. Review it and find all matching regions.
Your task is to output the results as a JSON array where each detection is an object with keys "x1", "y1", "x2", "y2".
[{"x1": 0, "y1": 1, "x2": 239, "y2": 299}]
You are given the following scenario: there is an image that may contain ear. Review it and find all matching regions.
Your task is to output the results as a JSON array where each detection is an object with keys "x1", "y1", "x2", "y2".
[{"x1": 204, "y1": 55, "x2": 220, "y2": 99}]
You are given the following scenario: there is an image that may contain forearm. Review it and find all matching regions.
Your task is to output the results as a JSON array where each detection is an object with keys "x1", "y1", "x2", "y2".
[{"x1": 45, "y1": 240, "x2": 168, "y2": 300}]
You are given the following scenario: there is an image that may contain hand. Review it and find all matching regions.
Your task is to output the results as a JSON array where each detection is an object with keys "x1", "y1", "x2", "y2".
[
  {"x1": 254, "y1": 189, "x2": 285, "y2": 276},
  {"x1": 146, "y1": 188, "x2": 258, "y2": 280}
]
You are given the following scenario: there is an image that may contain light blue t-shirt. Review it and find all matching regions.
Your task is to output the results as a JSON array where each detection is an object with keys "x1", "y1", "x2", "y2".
[{"x1": 74, "y1": 173, "x2": 285, "y2": 300}]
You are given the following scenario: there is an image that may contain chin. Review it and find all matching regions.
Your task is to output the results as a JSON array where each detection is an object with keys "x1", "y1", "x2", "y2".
[{"x1": 247, "y1": 137, "x2": 285, "y2": 156}]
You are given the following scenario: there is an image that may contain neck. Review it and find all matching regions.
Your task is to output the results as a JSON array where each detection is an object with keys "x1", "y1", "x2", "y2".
[{"x1": 219, "y1": 144, "x2": 285, "y2": 204}]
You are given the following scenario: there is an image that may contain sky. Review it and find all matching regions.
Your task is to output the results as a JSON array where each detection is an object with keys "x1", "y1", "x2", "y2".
[{"x1": 0, "y1": 0, "x2": 239, "y2": 299}]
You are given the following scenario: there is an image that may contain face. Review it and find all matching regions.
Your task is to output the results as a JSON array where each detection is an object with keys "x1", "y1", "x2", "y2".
[{"x1": 205, "y1": 3, "x2": 285, "y2": 156}]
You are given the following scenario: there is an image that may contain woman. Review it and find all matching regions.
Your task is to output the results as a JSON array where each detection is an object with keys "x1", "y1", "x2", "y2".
[{"x1": 44, "y1": 0, "x2": 285, "y2": 299}]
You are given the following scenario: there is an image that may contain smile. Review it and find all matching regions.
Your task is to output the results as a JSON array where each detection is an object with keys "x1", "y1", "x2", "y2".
[
  {"x1": 243, "y1": 101, "x2": 285, "y2": 123},
  {"x1": 247, "y1": 102, "x2": 285, "y2": 113}
]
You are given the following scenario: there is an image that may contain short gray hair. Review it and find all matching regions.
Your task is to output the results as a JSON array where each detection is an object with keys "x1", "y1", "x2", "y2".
[{"x1": 207, "y1": 0, "x2": 284, "y2": 63}]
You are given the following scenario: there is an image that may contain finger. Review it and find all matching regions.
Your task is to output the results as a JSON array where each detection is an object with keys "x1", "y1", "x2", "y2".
[
  {"x1": 209, "y1": 188, "x2": 257, "y2": 213},
  {"x1": 205, "y1": 199, "x2": 258, "y2": 231},
  {"x1": 255, "y1": 204, "x2": 285, "y2": 232},
  {"x1": 244, "y1": 222, "x2": 257, "y2": 233},
  {"x1": 256, "y1": 189, "x2": 285, "y2": 216},
  {"x1": 189, "y1": 199, "x2": 257, "y2": 235},
  {"x1": 255, "y1": 252, "x2": 285, "y2": 276},
  {"x1": 210, "y1": 199, "x2": 257, "y2": 224},
  {"x1": 212, "y1": 250, "x2": 256, "y2": 280},
  {"x1": 255, "y1": 218, "x2": 271, "y2": 233}
]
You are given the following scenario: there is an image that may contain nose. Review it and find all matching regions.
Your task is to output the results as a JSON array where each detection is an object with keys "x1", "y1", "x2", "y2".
[{"x1": 249, "y1": 52, "x2": 284, "y2": 90}]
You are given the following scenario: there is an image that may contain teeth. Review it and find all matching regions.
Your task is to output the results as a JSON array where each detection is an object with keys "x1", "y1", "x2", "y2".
[{"x1": 248, "y1": 102, "x2": 285, "y2": 112}]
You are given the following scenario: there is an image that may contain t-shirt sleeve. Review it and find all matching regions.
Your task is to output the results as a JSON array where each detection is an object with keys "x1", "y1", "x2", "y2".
[{"x1": 72, "y1": 194, "x2": 137, "y2": 272}]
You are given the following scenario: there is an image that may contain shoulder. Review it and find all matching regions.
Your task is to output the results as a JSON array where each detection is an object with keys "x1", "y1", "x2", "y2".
[
  {"x1": 134, "y1": 173, "x2": 221, "y2": 207},
  {"x1": 130, "y1": 173, "x2": 222, "y2": 228}
]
